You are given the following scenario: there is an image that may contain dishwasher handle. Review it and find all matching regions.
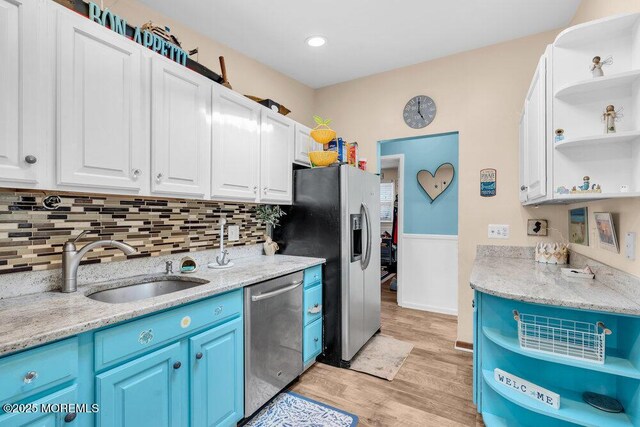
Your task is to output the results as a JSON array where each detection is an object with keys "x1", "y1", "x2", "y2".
[{"x1": 251, "y1": 280, "x2": 303, "y2": 302}]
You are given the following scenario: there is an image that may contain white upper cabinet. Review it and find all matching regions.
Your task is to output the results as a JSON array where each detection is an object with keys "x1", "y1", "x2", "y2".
[
  {"x1": 0, "y1": 0, "x2": 44, "y2": 186},
  {"x1": 522, "y1": 54, "x2": 547, "y2": 202},
  {"x1": 211, "y1": 86, "x2": 261, "y2": 202},
  {"x1": 151, "y1": 57, "x2": 211, "y2": 197},
  {"x1": 293, "y1": 124, "x2": 321, "y2": 166},
  {"x1": 260, "y1": 110, "x2": 294, "y2": 204},
  {"x1": 56, "y1": 8, "x2": 147, "y2": 193}
]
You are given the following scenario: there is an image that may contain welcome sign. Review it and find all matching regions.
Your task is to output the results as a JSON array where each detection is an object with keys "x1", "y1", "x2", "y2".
[
  {"x1": 87, "y1": 2, "x2": 189, "y2": 66},
  {"x1": 494, "y1": 368, "x2": 560, "y2": 409}
]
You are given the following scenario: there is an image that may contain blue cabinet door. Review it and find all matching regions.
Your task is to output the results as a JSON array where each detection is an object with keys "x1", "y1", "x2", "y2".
[
  {"x1": 96, "y1": 342, "x2": 188, "y2": 427},
  {"x1": 190, "y1": 316, "x2": 243, "y2": 427},
  {"x1": 0, "y1": 385, "x2": 77, "y2": 427}
]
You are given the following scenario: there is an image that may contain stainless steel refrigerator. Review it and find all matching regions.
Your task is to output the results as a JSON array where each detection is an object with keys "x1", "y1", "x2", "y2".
[{"x1": 274, "y1": 165, "x2": 381, "y2": 367}]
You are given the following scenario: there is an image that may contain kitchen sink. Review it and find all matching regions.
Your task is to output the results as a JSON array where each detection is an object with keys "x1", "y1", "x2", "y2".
[{"x1": 86, "y1": 277, "x2": 210, "y2": 304}]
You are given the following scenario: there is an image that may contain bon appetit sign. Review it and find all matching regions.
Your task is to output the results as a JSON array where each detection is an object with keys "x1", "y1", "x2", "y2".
[{"x1": 87, "y1": 2, "x2": 188, "y2": 66}]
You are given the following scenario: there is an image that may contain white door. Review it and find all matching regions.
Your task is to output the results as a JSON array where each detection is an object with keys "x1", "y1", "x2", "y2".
[
  {"x1": 518, "y1": 112, "x2": 528, "y2": 203},
  {"x1": 151, "y1": 57, "x2": 211, "y2": 197},
  {"x1": 57, "y1": 10, "x2": 146, "y2": 192},
  {"x1": 523, "y1": 55, "x2": 547, "y2": 201},
  {"x1": 211, "y1": 86, "x2": 260, "y2": 202},
  {"x1": 293, "y1": 124, "x2": 315, "y2": 166},
  {"x1": 0, "y1": 0, "x2": 42, "y2": 186},
  {"x1": 260, "y1": 110, "x2": 294, "y2": 204}
]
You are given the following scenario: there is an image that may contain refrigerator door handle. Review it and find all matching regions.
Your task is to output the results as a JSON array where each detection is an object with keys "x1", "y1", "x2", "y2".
[{"x1": 361, "y1": 202, "x2": 372, "y2": 270}]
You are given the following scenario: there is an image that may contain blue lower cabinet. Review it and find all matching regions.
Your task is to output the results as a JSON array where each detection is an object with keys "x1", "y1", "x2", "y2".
[
  {"x1": 96, "y1": 341, "x2": 188, "y2": 427},
  {"x1": 190, "y1": 316, "x2": 243, "y2": 427},
  {"x1": 303, "y1": 318, "x2": 323, "y2": 365},
  {"x1": 0, "y1": 385, "x2": 78, "y2": 427}
]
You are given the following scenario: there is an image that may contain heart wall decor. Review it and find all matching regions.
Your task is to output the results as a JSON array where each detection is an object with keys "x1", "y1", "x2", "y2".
[{"x1": 417, "y1": 163, "x2": 455, "y2": 203}]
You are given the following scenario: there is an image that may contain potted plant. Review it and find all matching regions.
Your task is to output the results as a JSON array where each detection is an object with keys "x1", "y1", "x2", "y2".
[{"x1": 255, "y1": 205, "x2": 286, "y2": 256}]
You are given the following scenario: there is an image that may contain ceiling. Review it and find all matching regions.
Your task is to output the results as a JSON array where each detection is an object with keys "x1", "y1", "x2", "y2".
[{"x1": 139, "y1": 0, "x2": 581, "y2": 88}]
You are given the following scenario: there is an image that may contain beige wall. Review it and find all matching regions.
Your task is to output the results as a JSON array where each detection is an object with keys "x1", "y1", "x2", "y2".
[
  {"x1": 105, "y1": 0, "x2": 316, "y2": 127},
  {"x1": 315, "y1": 1, "x2": 640, "y2": 344}
]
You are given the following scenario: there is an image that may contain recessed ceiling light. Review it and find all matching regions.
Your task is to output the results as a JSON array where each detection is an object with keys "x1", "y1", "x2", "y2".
[{"x1": 306, "y1": 36, "x2": 326, "y2": 47}]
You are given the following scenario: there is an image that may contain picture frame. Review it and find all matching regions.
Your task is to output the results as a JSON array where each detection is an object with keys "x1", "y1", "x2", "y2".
[
  {"x1": 569, "y1": 207, "x2": 588, "y2": 246},
  {"x1": 594, "y1": 212, "x2": 619, "y2": 253},
  {"x1": 527, "y1": 219, "x2": 548, "y2": 236}
]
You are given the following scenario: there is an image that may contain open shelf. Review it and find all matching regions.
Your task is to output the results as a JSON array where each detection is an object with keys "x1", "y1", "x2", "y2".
[
  {"x1": 554, "y1": 69, "x2": 640, "y2": 101},
  {"x1": 554, "y1": 13, "x2": 640, "y2": 48},
  {"x1": 483, "y1": 327, "x2": 640, "y2": 380},
  {"x1": 482, "y1": 369, "x2": 633, "y2": 427},
  {"x1": 553, "y1": 192, "x2": 640, "y2": 203},
  {"x1": 554, "y1": 130, "x2": 640, "y2": 149},
  {"x1": 481, "y1": 412, "x2": 510, "y2": 427}
]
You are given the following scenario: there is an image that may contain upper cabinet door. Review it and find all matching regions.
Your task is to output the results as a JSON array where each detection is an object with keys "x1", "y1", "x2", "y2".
[
  {"x1": 518, "y1": 113, "x2": 528, "y2": 203},
  {"x1": 293, "y1": 124, "x2": 313, "y2": 166},
  {"x1": 260, "y1": 110, "x2": 294, "y2": 204},
  {"x1": 0, "y1": 0, "x2": 42, "y2": 186},
  {"x1": 151, "y1": 57, "x2": 211, "y2": 197},
  {"x1": 211, "y1": 87, "x2": 260, "y2": 202},
  {"x1": 57, "y1": 10, "x2": 146, "y2": 192},
  {"x1": 523, "y1": 55, "x2": 547, "y2": 201}
]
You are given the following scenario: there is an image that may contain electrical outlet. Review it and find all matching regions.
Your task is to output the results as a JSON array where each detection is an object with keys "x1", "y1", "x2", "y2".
[
  {"x1": 228, "y1": 225, "x2": 240, "y2": 241},
  {"x1": 488, "y1": 224, "x2": 510, "y2": 239},
  {"x1": 626, "y1": 232, "x2": 636, "y2": 261}
]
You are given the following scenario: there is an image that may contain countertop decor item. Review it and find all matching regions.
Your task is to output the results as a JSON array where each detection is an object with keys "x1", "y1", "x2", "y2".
[
  {"x1": 594, "y1": 212, "x2": 619, "y2": 253},
  {"x1": 417, "y1": 163, "x2": 455, "y2": 203},
  {"x1": 582, "y1": 392, "x2": 624, "y2": 413},
  {"x1": 535, "y1": 242, "x2": 569, "y2": 264},
  {"x1": 179, "y1": 256, "x2": 197, "y2": 273},
  {"x1": 263, "y1": 237, "x2": 279, "y2": 256},
  {"x1": 561, "y1": 266, "x2": 595, "y2": 279},
  {"x1": 310, "y1": 116, "x2": 337, "y2": 144},
  {"x1": 309, "y1": 150, "x2": 339, "y2": 167},
  {"x1": 255, "y1": 205, "x2": 286, "y2": 240},
  {"x1": 403, "y1": 95, "x2": 436, "y2": 129}
]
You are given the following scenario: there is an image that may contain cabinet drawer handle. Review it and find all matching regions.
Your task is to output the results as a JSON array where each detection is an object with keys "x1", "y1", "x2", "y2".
[
  {"x1": 64, "y1": 413, "x2": 77, "y2": 423},
  {"x1": 156, "y1": 173, "x2": 164, "y2": 183},
  {"x1": 23, "y1": 370, "x2": 38, "y2": 384},
  {"x1": 314, "y1": 337, "x2": 319, "y2": 342},
  {"x1": 173, "y1": 361, "x2": 182, "y2": 370},
  {"x1": 131, "y1": 169, "x2": 142, "y2": 178},
  {"x1": 24, "y1": 155, "x2": 37, "y2": 164},
  {"x1": 195, "y1": 352, "x2": 203, "y2": 360},
  {"x1": 308, "y1": 304, "x2": 322, "y2": 314},
  {"x1": 520, "y1": 185, "x2": 527, "y2": 191}
]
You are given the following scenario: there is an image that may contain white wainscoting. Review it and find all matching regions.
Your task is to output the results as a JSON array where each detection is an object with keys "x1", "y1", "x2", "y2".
[{"x1": 398, "y1": 233, "x2": 458, "y2": 315}]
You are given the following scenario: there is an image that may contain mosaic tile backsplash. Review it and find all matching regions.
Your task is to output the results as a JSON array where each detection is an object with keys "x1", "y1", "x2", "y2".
[{"x1": 0, "y1": 191, "x2": 266, "y2": 274}]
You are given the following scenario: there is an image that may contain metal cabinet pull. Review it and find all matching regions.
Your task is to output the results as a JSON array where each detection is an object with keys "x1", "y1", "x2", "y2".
[
  {"x1": 520, "y1": 185, "x2": 527, "y2": 191},
  {"x1": 263, "y1": 187, "x2": 267, "y2": 194},
  {"x1": 173, "y1": 361, "x2": 182, "y2": 369},
  {"x1": 314, "y1": 337, "x2": 319, "y2": 342},
  {"x1": 64, "y1": 413, "x2": 77, "y2": 423},
  {"x1": 23, "y1": 371, "x2": 38, "y2": 384},
  {"x1": 195, "y1": 352, "x2": 203, "y2": 360},
  {"x1": 156, "y1": 173, "x2": 164, "y2": 183},
  {"x1": 131, "y1": 169, "x2": 142, "y2": 178},
  {"x1": 251, "y1": 281, "x2": 302, "y2": 302},
  {"x1": 308, "y1": 304, "x2": 322, "y2": 314},
  {"x1": 253, "y1": 186, "x2": 258, "y2": 194},
  {"x1": 24, "y1": 155, "x2": 37, "y2": 164}
]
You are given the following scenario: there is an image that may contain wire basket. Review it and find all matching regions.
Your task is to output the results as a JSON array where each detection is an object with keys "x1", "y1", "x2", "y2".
[{"x1": 513, "y1": 310, "x2": 611, "y2": 364}]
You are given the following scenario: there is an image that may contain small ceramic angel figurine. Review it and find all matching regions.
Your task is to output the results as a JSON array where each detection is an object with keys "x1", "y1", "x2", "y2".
[
  {"x1": 590, "y1": 55, "x2": 613, "y2": 78},
  {"x1": 602, "y1": 105, "x2": 623, "y2": 133}
]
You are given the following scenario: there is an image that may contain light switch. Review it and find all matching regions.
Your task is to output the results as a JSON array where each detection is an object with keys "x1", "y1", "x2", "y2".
[
  {"x1": 488, "y1": 224, "x2": 510, "y2": 239},
  {"x1": 625, "y1": 232, "x2": 636, "y2": 261},
  {"x1": 228, "y1": 225, "x2": 240, "y2": 241}
]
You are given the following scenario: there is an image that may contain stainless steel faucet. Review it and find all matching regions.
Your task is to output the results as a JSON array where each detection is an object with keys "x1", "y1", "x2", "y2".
[{"x1": 61, "y1": 230, "x2": 136, "y2": 293}]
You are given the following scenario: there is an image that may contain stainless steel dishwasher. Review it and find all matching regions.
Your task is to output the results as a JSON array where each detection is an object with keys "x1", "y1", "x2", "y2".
[{"x1": 244, "y1": 271, "x2": 303, "y2": 416}]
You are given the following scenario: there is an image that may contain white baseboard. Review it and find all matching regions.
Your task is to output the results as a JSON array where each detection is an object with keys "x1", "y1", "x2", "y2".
[
  {"x1": 399, "y1": 301, "x2": 458, "y2": 316},
  {"x1": 454, "y1": 345, "x2": 473, "y2": 353}
]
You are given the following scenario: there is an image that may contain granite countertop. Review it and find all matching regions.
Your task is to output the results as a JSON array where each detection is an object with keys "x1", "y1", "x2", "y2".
[
  {"x1": 0, "y1": 254, "x2": 324, "y2": 356},
  {"x1": 470, "y1": 254, "x2": 640, "y2": 316}
]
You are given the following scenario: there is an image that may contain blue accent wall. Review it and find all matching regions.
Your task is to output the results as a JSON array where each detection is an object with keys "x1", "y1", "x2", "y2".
[{"x1": 379, "y1": 132, "x2": 458, "y2": 235}]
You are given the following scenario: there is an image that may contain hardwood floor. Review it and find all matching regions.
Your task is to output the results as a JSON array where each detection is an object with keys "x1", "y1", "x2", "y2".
[{"x1": 290, "y1": 283, "x2": 485, "y2": 426}]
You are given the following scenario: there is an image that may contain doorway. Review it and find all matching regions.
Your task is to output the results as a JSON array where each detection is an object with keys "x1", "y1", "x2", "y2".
[{"x1": 379, "y1": 155, "x2": 404, "y2": 306}]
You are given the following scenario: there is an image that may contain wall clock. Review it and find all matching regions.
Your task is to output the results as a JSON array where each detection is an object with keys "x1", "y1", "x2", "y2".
[{"x1": 403, "y1": 95, "x2": 436, "y2": 129}]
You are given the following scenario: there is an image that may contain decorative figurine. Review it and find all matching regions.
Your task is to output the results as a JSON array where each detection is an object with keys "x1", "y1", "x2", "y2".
[
  {"x1": 555, "y1": 129, "x2": 565, "y2": 143},
  {"x1": 556, "y1": 186, "x2": 570, "y2": 195},
  {"x1": 581, "y1": 176, "x2": 590, "y2": 191},
  {"x1": 602, "y1": 105, "x2": 623, "y2": 133},
  {"x1": 570, "y1": 177, "x2": 602, "y2": 194},
  {"x1": 590, "y1": 55, "x2": 613, "y2": 78}
]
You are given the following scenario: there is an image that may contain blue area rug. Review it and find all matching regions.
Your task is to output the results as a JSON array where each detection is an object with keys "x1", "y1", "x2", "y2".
[{"x1": 245, "y1": 391, "x2": 358, "y2": 427}]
